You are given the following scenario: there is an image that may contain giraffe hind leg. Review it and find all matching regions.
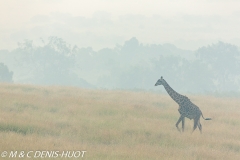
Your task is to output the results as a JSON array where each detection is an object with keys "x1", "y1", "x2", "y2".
[
  {"x1": 198, "y1": 121, "x2": 202, "y2": 134},
  {"x1": 192, "y1": 115, "x2": 202, "y2": 133},
  {"x1": 192, "y1": 118, "x2": 198, "y2": 133}
]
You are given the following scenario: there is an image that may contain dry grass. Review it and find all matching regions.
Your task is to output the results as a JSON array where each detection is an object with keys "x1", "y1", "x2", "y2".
[{"x1": 0, "y1": 83, "x2": 240, "y2": 159}]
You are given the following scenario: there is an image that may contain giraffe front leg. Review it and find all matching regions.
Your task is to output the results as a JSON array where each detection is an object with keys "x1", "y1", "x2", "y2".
[
  {"x1": 182, "y1": 117, "x2": 185, "y2": 132},
  {"x1": 176, "y1": 115, "x2": 184, "y2": 132}
]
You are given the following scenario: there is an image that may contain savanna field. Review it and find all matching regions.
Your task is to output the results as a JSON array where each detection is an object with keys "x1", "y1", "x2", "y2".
[{"x1": 0, "y1": 83, "x2": 240, "y2": 160}]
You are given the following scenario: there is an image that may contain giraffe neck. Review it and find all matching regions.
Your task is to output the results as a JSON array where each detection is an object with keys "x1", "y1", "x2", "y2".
[{"x1": 162, "y1": 81, "x2": 184, "y2": 104}]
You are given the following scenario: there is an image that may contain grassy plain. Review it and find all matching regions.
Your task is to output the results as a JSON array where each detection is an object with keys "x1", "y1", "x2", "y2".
[{"x1": 0, "y1": 83, "x2": 240, "y2": 159}]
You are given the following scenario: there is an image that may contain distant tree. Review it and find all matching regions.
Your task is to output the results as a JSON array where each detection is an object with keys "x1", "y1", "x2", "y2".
[
  {"x1": 152, "y1": 55, "x2": 214, "y2": 92},
  {"x1": 12, "y1": 37, "x2": 91, "y2": 87},
  {"x1": 0, "y1": 63, "x2": 13, "y2": 82},
  {"x1": 196, "y1": 41, "x2": 240, "y2": 91}
]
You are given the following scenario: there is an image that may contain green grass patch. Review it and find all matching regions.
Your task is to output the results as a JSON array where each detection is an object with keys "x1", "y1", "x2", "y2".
[{"x1": 0, "y1": 123, "x2": 37, "y2": 135}]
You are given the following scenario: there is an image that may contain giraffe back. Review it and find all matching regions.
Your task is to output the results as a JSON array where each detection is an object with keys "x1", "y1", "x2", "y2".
[{"x1": 178, "y1": 97, "x2": 202, "y2": 120}]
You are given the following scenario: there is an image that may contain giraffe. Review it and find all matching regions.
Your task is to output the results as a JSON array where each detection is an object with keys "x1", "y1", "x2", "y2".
[{"x1": 155, "y1": 76, "x2": 211, "y2": 133}]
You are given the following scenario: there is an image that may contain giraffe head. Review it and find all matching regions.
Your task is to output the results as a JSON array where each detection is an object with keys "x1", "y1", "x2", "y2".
[{"x1": 155, "y1": 76, "x2": 165, "y2": 86}]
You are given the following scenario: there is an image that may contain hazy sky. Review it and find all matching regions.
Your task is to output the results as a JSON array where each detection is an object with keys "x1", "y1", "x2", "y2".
[{"x1": 1, "y1": 0, "x2": 240, "y2": 50}]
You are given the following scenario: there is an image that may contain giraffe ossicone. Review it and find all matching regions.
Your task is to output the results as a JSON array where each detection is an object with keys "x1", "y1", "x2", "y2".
[{"x1": 155, "y1": 76, "x2": 211, "y2": 133}]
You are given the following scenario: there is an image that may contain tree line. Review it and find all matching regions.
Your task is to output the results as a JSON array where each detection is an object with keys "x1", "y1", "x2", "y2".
[{"x1": 0, "y1": 37, "x2": 240, "y2": 93}]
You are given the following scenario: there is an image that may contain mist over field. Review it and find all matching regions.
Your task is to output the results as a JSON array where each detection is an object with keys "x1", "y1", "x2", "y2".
[
  {"x1": 1, "y1": 1, "x2": 240, "y2": 94},
  {"x1": 0, "y1": 37, "x2": 240, "y2": 94}
]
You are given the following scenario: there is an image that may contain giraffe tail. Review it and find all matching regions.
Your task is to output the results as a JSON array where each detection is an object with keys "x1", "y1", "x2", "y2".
[{"x1": 201, "y1": 113, "x2": 212, "y2": 120}]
